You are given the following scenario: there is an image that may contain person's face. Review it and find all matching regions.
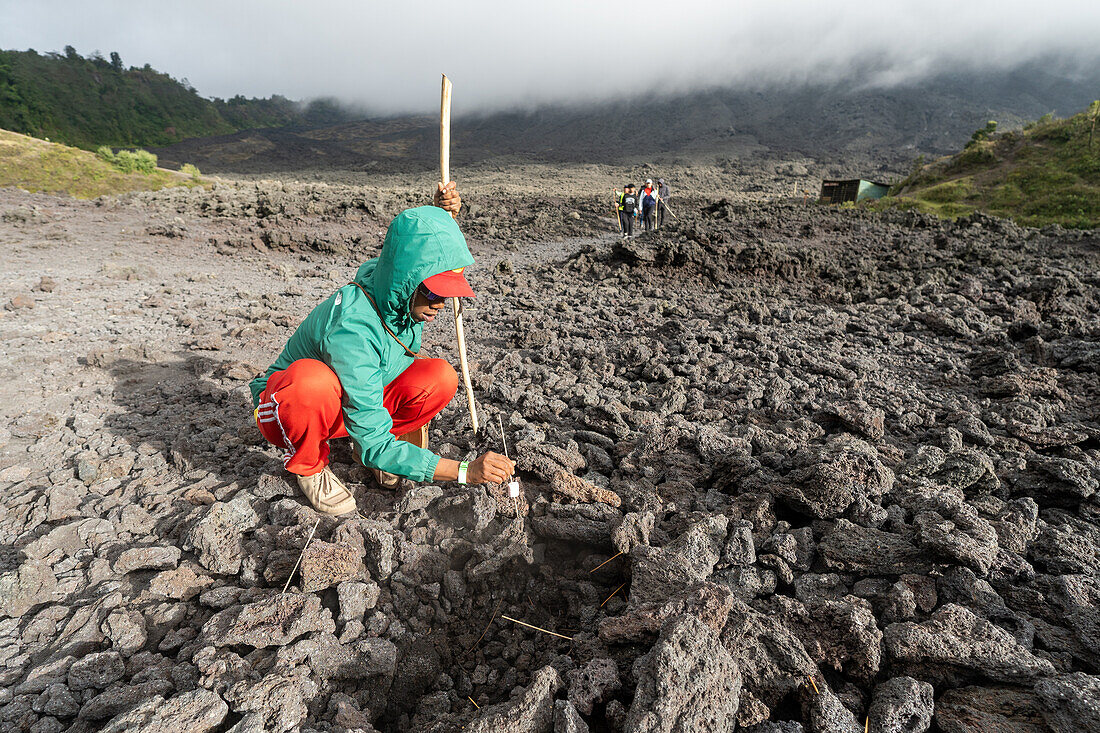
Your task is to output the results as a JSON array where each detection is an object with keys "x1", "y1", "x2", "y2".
[{"x1": 411, "y1": 283, "x2": 447, "y2": 323}]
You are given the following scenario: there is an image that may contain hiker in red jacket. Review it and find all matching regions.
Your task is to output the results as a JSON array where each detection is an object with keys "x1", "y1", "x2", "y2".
[{"x1": 640, "y1": 179, "x2": 658, "y2": 232}]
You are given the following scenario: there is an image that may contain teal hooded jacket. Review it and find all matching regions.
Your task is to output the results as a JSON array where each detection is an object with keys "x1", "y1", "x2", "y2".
[{"x1": 249, "y1": 206, "x2": 474, "y2": 480}]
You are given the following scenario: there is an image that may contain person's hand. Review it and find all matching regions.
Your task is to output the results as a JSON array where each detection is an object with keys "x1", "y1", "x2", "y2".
[
  {"x1": 434, "y1": 181, "x2": 461, "y2": 216},
  {"x1": 468, "y1": 451, "x2": 516, "y2": 484}
]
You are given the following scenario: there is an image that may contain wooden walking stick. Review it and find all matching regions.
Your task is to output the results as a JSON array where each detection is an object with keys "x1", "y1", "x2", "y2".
[
  {"x1": 655, "y1": 192, "x2": 678, "y2": 220},
  {"x1": 440, "y1": 74, "x2": 480, "y2": 433}
]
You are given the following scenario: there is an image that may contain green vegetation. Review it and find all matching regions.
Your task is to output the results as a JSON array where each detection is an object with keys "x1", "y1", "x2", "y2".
[
  {"x1": 95, "y1": 146, "x2": 158, "y2": 174},
  {"x1": 0, "y1": 47, "x2": 358, "y2": 150},
  {"x1": 180, "y1": 163, "x2": 202, "y2": 181},
  {"x1": 878, "y1": 106, "x2": 1100, "y2": 229},
  {"x1": 0, "y1": 128, "x2": 203, "y2": 198},
  {"x1": 966, "y1": 120, "x2": 997, "y2": 147}
]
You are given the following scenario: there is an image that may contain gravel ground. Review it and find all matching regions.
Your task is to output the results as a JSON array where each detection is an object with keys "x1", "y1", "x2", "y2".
[{"x1": 0, "y1": 180, "x2": 1098, "y2": 733}]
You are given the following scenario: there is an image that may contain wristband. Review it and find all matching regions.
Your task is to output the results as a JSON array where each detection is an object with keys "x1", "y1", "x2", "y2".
[{"x1": 457, "y1": 461, "x2": 469, "y2": 484}]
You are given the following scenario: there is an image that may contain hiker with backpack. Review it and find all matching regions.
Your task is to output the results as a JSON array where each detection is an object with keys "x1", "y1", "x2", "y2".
[{"x1": 618, "y1": 184, "x2": 638, "y2": 238}]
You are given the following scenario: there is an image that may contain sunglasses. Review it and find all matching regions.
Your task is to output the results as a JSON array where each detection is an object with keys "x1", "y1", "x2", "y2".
[{"x1": 418, "y1": 283, "x2": 446, "y2": 303}]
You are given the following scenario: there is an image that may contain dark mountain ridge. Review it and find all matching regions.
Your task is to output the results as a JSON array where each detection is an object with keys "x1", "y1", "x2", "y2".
[
  {"x1": 3, "y1": 45, "x2": 1096, "y2": 179},
  {"x1": 151, "y1": 62, "x2": 1100, "y2": 176}
]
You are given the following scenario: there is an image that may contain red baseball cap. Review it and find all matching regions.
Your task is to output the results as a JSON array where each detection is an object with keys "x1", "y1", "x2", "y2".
[{"x1": 423, "y1": 266, "x2": 475, "y2": 298}]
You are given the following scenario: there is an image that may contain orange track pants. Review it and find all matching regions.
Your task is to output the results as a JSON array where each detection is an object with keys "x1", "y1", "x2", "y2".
[{"x1": 255, "y1": 357, "x2": 458, "y2": 475}]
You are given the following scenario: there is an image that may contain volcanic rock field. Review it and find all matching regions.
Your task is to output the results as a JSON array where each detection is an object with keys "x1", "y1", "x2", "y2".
[{"x1": 0, "y1": 177, "x2": 1098, "y2": 732}]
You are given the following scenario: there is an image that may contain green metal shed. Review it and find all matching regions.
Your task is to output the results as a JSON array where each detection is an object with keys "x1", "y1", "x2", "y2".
[{"x1": 819, "y1": 179, "x2": 892, "y2": 204}]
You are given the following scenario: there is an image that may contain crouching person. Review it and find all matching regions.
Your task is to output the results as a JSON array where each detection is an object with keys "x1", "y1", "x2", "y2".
[{"x1": 249, "y1": 184, "x2": 515, "y2": 514}]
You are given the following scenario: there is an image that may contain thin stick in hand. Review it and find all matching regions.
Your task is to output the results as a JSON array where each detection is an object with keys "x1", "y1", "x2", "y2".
[
  {"x1": 497, "y1": 414, "x2": 510, "y2": 459},
  {"x1": 498, "y1": 414, "x2": 520, "y2": 514}
]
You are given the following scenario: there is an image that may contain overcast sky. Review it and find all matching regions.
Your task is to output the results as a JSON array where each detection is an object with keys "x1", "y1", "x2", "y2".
[{"x1": 3, "y1": 1, "x2": 1099, "y2": 114}]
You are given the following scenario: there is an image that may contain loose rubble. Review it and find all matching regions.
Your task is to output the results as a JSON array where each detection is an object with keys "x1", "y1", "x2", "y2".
[{"x1": 0, "y1": 182, "x2": 1098, "y2": 731}]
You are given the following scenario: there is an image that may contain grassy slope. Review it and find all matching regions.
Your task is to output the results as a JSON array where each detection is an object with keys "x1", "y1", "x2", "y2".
[
  {"x1": 878, "y1": 107, "x2": 1100, "y2": 229},
  {"x1": 0, "y1": 128, "x2": 200, "y2": 198}
]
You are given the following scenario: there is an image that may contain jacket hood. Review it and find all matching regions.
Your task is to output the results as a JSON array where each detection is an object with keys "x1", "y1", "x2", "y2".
[{"x1": 354, "y1": 206, "x2": 474, "y2": 331}]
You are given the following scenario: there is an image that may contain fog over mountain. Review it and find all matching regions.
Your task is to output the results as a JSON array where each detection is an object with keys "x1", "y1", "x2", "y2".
[{"x1": 3, "y1": 0, "x2": 1099, "y2": 114}]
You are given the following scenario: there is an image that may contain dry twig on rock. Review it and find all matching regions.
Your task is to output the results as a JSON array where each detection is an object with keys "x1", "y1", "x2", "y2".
[
  {"x1": 601, "y1": 583, "x2": 627, "y2": 607},
  {"x1": 589, "y1": 551, "x2": 623, "y2": 573},
  {"x1": 500, "y1": 614, "x2": 573, "y2": 641},
  {"x1": 282, "y1": 517, "x2": 321, "y2": 594},
  {"x1": 463, "y1": 597, "x2": 503, "y2": 657}
]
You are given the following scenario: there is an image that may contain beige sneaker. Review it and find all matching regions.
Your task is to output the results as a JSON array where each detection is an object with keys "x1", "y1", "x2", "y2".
[
  {"x1": 296, "y1": 467, "x2": 357, "y2": 515},
  {"x1": 370, "y1": 423, "x2": 429, "y2": 490}
]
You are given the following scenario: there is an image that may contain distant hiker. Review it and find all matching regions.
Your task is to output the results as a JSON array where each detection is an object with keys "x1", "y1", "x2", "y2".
[
  {"x1": 250, "y1": 183, "x2": 516, "y2": 515},
  {"x1": 657, "y1": 178, "x2": 670, "y2": 228},
  {"x1": 640, "y1": 178, "x2": 658, "y2": 232},
  {"x1": 618, "y1": 184, "x2": 638, "y2": 238}
]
